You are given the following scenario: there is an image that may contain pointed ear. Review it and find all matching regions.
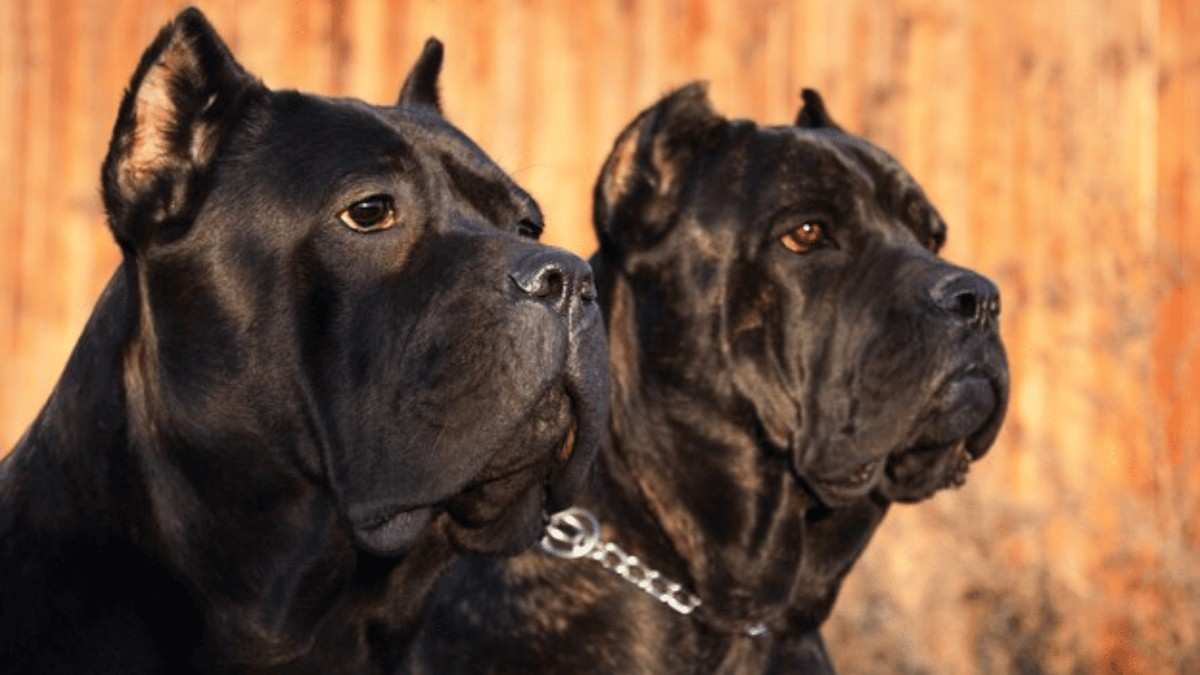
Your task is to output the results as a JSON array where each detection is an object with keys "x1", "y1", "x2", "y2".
[
  {"x1": 592, "y1": 82, "x2": 726, "y2": 258},
  {"x1": 101, "y1": 7, "x2": 259, "y2": 250},
  {"x1": 397, "y1": 38, "x2": 444, "y2": 112},
  {"x1": 795, "y1": 88, "x2": 842, "y2": 131}
]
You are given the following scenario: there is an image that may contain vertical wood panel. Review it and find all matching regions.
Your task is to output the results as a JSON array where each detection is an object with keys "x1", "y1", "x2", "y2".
[
  {"x1": 11, "y1": 0, "x2": 57, "y2": 433},
  {"x1": 1151, "y1": 0, "x2": 1200, "y2": 664},
  {"x1": 1, "y1": 1, "x2": 1196, "y2": 672},
  {"x1": 0, "y1": 0, "x2": 21, "y2": 360}
]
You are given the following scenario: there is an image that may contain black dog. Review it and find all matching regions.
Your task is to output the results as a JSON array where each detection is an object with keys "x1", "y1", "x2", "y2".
[
  {"x1": 0, "y1": 8, "x2": 607, "y2": 674},
  {"x1": 405, "y1": 85, "x2": 1009, "y2": 673}
]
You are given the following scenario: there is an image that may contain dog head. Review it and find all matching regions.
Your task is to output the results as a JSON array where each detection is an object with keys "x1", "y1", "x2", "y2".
[
  {"x1": 101, "y1": 9, "x2": 607, "y2": 557},
  {"x1": 594, "y1": 84, "x2": 1007, "y2": 508}
]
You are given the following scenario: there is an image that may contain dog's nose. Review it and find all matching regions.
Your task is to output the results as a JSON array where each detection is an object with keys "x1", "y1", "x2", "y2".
[
  {"x1": 929, "y1": 270, "x2": 1000, "y2": 328},
  {"x1": 510, "y1": 249, "x2": 596, "y2": 314}
]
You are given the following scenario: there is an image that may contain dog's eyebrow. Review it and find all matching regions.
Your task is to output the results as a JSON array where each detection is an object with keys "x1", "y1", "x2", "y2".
[
  {"x1": 805, "y1": 133, "x2": 876, "y2": 195},
  {"x1": 315, "y1": 151, "x2": 412, "y2": 197},
  {"x1": 322, "y1": 126, "x2": 417, "y2": 181},
  {"x1": 438, "y1": 151, "x2": 521, "y2": 228},
  {"x1": 828, "y1": 136, "x2": 944, "y2": 241}
]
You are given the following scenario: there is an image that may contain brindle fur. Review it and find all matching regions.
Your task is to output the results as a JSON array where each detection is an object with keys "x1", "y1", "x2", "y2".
[{"x1": 405, "y1": 84, "x2": 1008, "y2": 674}]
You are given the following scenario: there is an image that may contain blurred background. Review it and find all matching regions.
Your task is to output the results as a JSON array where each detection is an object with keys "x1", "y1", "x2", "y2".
[{"x1": 1, "y1": 1, "x2": 1197, "y2": 672}]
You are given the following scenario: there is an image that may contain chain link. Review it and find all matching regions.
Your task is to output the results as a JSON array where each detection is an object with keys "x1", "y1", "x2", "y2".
[{"x1": 540, "y1": 507, "x2": 702, "y2": 616}]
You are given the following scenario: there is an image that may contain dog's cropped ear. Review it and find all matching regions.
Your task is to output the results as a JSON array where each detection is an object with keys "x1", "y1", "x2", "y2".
[
  {"x1": 397, "y1": 38, "x2": 443, "y2": 113},
  {"x1": 101, "y1": 8, "x2": 259, "y2": 251},
  {"x1": 593, "y1": 82, "x2": 726, "y2": 258},
  {"x1": 795, "y1": 88, "x2": 843, "y2": 131}
]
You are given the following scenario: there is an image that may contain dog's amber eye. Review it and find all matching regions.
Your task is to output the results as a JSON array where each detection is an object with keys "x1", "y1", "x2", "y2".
[
  {"x1": 339, "y1": 195, "x2": 397, "y2": 232},
  {"x1": 780, "y1": 222, "x2": 826, "y2": 253}
]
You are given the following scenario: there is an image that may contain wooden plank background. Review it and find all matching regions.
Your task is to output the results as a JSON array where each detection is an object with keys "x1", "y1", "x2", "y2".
[{"x1": 1, "y1": 1, "x2": 1196, "y2": 672}]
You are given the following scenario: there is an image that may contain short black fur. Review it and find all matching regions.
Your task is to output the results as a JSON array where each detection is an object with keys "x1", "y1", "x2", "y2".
[{"x1": 0, "y1": 9, "x2": 607, "y2": 674}]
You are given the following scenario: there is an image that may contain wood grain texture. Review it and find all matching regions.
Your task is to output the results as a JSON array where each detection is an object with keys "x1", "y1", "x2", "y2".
[{"x1": 0, "y1": 1, "x2": 1196, "y2": 672}]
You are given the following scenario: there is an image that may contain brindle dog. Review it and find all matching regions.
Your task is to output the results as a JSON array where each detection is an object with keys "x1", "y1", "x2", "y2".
[
  {"x1": 405, "y1": 85, "x2": 1009, "y2": 674},
  {"x1": 0, "y1": 9, "x2": 606, "y2": 674}
]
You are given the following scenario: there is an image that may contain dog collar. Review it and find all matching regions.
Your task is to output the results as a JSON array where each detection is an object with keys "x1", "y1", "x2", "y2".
[{"x1": 540, "y1": 507, "x2": 779, "y2": 638}]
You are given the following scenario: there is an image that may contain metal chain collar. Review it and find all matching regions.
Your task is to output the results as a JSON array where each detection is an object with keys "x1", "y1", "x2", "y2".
[
  {"x1": 540, "y1": 506, "x2": 702, "y2": 615},
  {"x1": 540, "y1": 507, "x2": 770, "y2": 637}
]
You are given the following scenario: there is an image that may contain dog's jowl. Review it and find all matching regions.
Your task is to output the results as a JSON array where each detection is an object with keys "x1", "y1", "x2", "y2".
[
  {"x1": 0, "y1": 8, "x2": 607, "y2": 674},
  {"x1": 407, "y1": 85, "x2": 1009, "y2": 674}
]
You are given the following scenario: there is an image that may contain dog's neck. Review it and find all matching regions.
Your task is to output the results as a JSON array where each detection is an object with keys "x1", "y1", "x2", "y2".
[
  {"x1": 2, "y1": 270, "x2": 142, "y2": 535},
  {"x1": 0, "y1": 265, "x2": 453, "y2": 668},
  {"x1": 590, "y1": 259, "x2": 889, "y2": 633},
  {"x1": 0, "y1": 268, "x2": 207, "y2": 660}
]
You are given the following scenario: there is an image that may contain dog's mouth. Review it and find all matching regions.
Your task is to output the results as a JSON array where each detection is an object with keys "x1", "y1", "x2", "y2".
[
  {"x1": 442, "y1": 406, "x2": 582, "y2": 556},
  {"x1": 800, "y1": 368, "x2": 1007, "y2": 507},
  {"x1": 343, "y1": 304, "x2": 607, "y2": 560},
  {"x1": 353, "y1": 505, "x2": 437, "y2": 556},
  {"x1": 880, "y1": 438, "x2": 973, "y2": 503},
  {"x1": 349, "y1": 408, "x2": 581, "y2": 558},
  {"x1": 343, "y1": 387, "x2": 577, "y2": 556},
  {"x1": 810, "y1": 459, "x2": 882, "y2": 495},
  {"x1": 879, "y1": 370, "x2": 1007, "y2": 503},
  {"x1": 557, "y1": 416, "x2": 578, "y2": 463}
]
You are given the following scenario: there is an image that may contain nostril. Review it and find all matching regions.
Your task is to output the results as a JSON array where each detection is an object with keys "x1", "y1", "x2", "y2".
[
  {"x1": 539, "y1": 267, "x2": 566, "y2": 300},
  {"x1": 953, "y1": 291, "x2": 978, "y2": 321},
  {"x1": 579, "y1": 278, "x2": 597, "y2": 303}
]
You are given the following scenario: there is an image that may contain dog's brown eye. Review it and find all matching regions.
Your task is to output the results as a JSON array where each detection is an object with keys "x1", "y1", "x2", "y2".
[
  {"x1": 339, "y1": 195, "x2": 396, "y2": 232},
  {"x1": 780, "y1": 222, "x2": 826, "y2": 253}
]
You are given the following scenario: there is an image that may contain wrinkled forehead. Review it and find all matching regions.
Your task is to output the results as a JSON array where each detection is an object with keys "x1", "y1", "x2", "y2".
[
  {"x1": 239, "y1": 91, "x2": 532, "y2": 211},
  {"x1": 716, "y1": 125, "x2": 945, "y2": 248},
  {"x1": 819, "y1": 131, "x2": 931, "y2": 213}
]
